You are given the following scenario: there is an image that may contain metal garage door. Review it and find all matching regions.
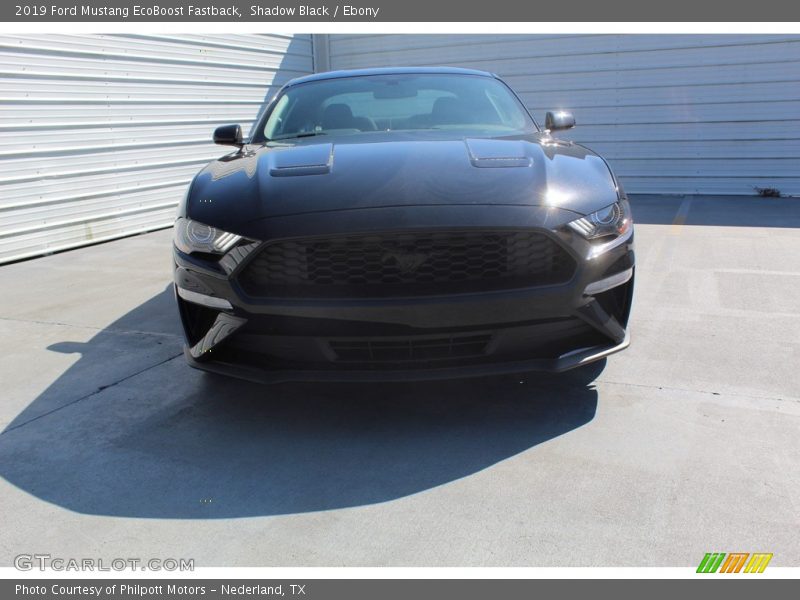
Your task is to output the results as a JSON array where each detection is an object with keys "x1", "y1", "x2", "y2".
[
  {"x1": 0, "y1": 34, "x2": 314, "y2": 263},
  {"x1": 323, "y1": 34, "x2": 800, "y2": 197}
]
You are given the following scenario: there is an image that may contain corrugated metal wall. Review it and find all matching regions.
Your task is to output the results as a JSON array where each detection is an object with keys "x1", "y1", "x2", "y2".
[
  {"x1": 325, "y1": 34, "x2": 800, "y2": 196},
  {"x1": 0, "y1": 34, "x2": 313, "y2": 263},
  {"x1": 3, "y1": 34, "x2": 798, "y2": 263}
]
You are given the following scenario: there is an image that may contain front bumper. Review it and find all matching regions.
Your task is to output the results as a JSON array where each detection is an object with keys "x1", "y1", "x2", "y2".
[
  {"x1": 173, "y1": 205, "x2": 634, "y2": 383},
  {"x1": 183, "y1": 330, "x2": 630, "y2": 384}
]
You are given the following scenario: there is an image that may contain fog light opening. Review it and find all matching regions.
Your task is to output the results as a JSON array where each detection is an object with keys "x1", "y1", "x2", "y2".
[
  {"x1": 584, "y1": 267, "x2": 633, "y2": 296},
  {"x1": 176, "y1": 287, "x2": 233, "y2": 311}
]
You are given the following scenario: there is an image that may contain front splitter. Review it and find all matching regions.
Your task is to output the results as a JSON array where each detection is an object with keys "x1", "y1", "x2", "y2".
[{"x1": 183, "y1": 330, "x2": 630, "y2": 385}]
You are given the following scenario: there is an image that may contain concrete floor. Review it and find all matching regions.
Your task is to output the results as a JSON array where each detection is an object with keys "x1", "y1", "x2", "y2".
[{"x1": 0, "y1": 194, "x2": 798, "y2": 567}]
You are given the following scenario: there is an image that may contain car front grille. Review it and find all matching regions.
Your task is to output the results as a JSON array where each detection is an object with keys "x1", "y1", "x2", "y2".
[{"x1": 237, "y1": 230, "x2": 575, "y2": 298}]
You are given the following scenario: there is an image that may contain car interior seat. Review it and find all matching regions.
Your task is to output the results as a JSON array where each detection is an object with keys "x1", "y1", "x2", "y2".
[
  {"x1": 321, "y1": 103, "x2": 376, "y2": 131},
  {"x1": 430, "y1": 97, "x2": 470, "y2": 126}
]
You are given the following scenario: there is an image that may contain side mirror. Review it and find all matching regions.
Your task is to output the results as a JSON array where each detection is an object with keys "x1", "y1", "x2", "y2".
[
  {"x1": 213, "y1": 124, "x2": 244, "y2": 147},
  {"x1": 545, "y1": 111, "x2": 576, "y2": 132}
]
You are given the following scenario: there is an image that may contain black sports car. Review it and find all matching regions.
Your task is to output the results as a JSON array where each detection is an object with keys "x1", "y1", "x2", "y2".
[{"x1": 173, "y1": 67, "x2": 634, "y2": 383}]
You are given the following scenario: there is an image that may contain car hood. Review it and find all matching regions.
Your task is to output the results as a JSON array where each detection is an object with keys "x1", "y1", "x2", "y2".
[{"x1": 186, "y1": 133, "x2": 619, "y2": 234}]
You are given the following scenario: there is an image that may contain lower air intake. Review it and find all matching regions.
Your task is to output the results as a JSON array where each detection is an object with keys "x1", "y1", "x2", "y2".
[{"x1": 329, "y1": 334, "x2": 492, "y2": 363}]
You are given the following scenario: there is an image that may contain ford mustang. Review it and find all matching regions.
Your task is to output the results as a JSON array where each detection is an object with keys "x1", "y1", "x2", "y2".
[{"x1": 172, "y1": 67, "x2": 634, "y2": 383}]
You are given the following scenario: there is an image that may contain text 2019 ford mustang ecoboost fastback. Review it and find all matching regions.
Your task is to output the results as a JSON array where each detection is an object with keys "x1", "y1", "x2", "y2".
[{"x1": 172, "y1": 67, "x2": 634, "y2": 383}]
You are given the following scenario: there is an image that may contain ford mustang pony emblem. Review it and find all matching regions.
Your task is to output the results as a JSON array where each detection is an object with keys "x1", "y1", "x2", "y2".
[{"x1": 381, "y1": 249, "x2": 431, "y2": 274}]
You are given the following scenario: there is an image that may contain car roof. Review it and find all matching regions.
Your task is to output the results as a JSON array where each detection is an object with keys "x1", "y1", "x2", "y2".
[{"x1": 284, "y1": 66, "x2": 496, "y2": 87}]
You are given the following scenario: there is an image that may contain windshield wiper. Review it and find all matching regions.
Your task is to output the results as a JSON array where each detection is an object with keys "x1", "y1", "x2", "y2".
[{"x1": 270, "y1": 131, "x2": 328, "y2": 141}]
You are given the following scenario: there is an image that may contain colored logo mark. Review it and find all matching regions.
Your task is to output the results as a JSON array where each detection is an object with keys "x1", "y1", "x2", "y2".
[{"x1": 697, "y1": 552, "x2": 773, "y2": 573}]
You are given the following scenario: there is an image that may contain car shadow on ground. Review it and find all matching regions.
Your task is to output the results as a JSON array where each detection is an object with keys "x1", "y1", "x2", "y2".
[{"x1": 0, "y1": 287, "x2": 601, "y2": 519}]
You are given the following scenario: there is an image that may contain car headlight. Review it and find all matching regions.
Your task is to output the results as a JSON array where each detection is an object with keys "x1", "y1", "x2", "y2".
[
  {"x1": 566, "y1": 200, "x2": 633, "y2": 258},
  {"x1": 174, "y1": 217, "x2": 242, "y2": 255},
  {"x1": 567, "y1": 200, "x2": 632, "y2": 239}
]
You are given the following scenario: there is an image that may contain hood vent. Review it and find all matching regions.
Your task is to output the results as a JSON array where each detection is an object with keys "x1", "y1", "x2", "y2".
[
  {"x1": 269, "y1": 143, "x2": 333, "y2": 177},
  {"x1": 465, "y1": 138, "x2": 533, "y2": 168}
]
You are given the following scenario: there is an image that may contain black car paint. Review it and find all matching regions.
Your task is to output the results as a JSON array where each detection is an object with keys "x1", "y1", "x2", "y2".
[
  {"x1": 182, "y1": 132, "x2": 620, "y2": 234},
  {"x1": 173, "y1": 67, "x2": 634, "y2": 383}
]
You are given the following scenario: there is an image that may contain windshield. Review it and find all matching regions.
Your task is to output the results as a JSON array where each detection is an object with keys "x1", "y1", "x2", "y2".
[{"x1": 256, "y1": 73, "x2": 536, "y2": 141}]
